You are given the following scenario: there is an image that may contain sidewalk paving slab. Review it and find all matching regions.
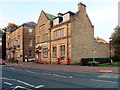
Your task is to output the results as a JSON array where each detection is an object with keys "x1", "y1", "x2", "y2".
[{"x1": 5, "y1": 62, "x2": 119, "y2": 74}]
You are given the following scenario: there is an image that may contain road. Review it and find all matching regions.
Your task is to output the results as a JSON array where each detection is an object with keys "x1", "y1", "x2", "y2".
[{"x1": 1, "y1": 65, "x2": 119, "y2": 89}]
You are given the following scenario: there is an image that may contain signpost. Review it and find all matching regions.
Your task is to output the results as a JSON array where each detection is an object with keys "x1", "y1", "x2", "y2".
[
  {"x1": 40, "y1": 43, "x2": 48, "y2": 46},
  {"x1": 91, "y1": 49, "x2": 96, "y2": 65}
]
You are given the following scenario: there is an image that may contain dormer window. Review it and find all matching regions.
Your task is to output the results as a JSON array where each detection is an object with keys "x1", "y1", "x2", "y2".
[
  {"x1": 63, "y1": 11, "x2": 75, "y2": 22},
  {"x1": 53, "y1": 18, "x2": 59, "y2": 26},
  {"x1": 53, "y1": 16, "x2": 63, "y2": 26},
  {"x1": 63, "y1": 13, "x2": 70, "y2": 22}
]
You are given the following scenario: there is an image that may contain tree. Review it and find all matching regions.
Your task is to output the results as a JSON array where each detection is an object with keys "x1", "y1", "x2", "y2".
[
  {"x1": 111, "y1": 26, "x2": 120, "y2": 60},
  {"x1": 2, "y1": 23, "x2": 18, "y2": 60},
  {"x1": 4, "y1": 23, "x2": 18, "y2": 32}
]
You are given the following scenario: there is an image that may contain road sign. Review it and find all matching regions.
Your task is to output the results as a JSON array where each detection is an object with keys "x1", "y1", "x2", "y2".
[
  {"x1": 109, "y1": 50, "x2": 112, "y2": 52},
  {"x1": 92, "y1": 49, "x2": 96, "y2": 51},
  {"x1": 40, "y1": 43, "x2": 48, "y2": 46}
]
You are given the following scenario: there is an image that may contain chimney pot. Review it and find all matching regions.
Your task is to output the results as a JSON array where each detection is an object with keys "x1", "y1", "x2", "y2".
[
  {"x1": 78, "y1": 2, "x2": 86, "y2": 11},
  {"x1": 57, "y1": 13, "x2": 63, "y2": 16}
]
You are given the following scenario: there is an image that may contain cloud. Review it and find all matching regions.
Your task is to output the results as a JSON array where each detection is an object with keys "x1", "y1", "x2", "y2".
[{"x1": 89, "y1": 5, "x2": 118, "y2": 23}]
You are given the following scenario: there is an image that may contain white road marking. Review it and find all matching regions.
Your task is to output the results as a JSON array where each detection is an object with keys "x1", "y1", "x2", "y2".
[
  {"x1": 52, "y1": 74, "x2": 70, "y2": 78},
  {"x1": 12, "y1": 86, "x2": 29, "y2": 90},
  {"x1": 1, "y1": 77, "x2": 35, "y2": 88},
  {"x1": 6, "y1": 65, "x2": 12, "y2": 66},
  {"x1": 90, "y1": 79, "x2": 118, "y2": 83},
  {"x1": 0, "y1": 77, "x2": 16, "y2": 81},
  {"x1": 10, "y1": 68, "x2": 15, "y2": 70},
  {"x1": 53, "y1": 74, "x2": 62, "y2": 77},
  {"x1": 48, "y1": 74, "x2": 52, "y2": 75},
  {"x1": 26, "y1": 70, "x2": 39, "y2": 74},
  {"x1": 1, "y1": 75, "x2": 44, "y2": 88},
  {"x1": 98, "y1": 73, "x2": 119, "y2": 79},
  {"x1": 17, "y1": 80, "x2": 35, "y2": 87},
  {"x1": 3, "y1": 82, "x2": 13, "y2": 85},
  {"x1": 62, "y1": 76, "x2": 67, "y2": 78},
  {"x1": 42, "y1": 73, "x2": 72, "y2": 79},
  {"x1": 69, "y1": 76, "x2": 73, "y2": 78},
  {"x1": 35, "y1": 85, "x2": 44, "y2": 88},
  {"x1": 42, "y1": 73, "x2": 49, "y2": 75}
]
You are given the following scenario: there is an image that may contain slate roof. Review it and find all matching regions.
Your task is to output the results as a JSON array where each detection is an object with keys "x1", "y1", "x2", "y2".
[
  {"x1": 22, "y1": 21, "x2": 36, "y2": 28},
  {"x1": 7, "y1": 27, "x2": 17, "y2": 32},
  {"x1": 7, "y1": 21, "x2": 36, "y2": 32},
  {"x1": 95, "y1": 37, "x2": 108, "y2": 44},
  {"x1": 45, "y1": 13, "x2": 56, "y2": 20}
]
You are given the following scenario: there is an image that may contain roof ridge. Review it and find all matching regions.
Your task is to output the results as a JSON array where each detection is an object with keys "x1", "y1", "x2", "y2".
[{"x1": 44, "y1": 12, "x2": 56, "y2": 20}]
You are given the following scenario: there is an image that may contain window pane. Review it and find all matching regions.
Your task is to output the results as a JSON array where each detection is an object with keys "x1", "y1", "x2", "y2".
[
  {"x1": 29, "y1": 51, "x2": 32, "y2": 57},
  {"x1": 52, "y1": 46, "x2": 57, "y2": 58},
  {"x1": 60, "y1": 45, "x2": 65, "y2": 58},
  {"x1": 29, "y1": 29, "x2": 32, "y2": 33},
  {"x1": 43, "y1": 48, "x2": 48, "y2": 58},
  {"x1": 29, "y1": 38, "x2": 32, "y2": 46}
]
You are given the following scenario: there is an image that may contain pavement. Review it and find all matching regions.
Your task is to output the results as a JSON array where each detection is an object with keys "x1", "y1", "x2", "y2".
[{"x1": 5, "y1": 61, "x2": 119, "y2": 74}]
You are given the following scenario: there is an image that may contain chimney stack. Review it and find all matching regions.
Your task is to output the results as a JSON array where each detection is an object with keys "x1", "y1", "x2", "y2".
[
  {"x1": 57, "y1": 12, "x2": 63, "y2": 17},
  {"x1": 78, "y1": 2, "x2": 86, "y2": 12}
]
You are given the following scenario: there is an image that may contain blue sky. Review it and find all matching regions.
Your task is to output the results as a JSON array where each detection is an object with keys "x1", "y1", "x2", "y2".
[{"x1": 0, "y1": 0, "x2": 118, "y2": 41}]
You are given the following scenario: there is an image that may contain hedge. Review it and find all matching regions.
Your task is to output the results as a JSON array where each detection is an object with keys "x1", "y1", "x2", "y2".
[{"x1": 80, "y1": 58, "x2": 110, "y2": 66}]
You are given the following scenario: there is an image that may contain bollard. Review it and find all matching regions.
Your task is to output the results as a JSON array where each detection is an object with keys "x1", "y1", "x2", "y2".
[
  {"x1": 57, "y1": 58, "x2": 60, "y2": 64},
  {"x1": 66, "y1": 58, "x2": 70, "y2": 65}
]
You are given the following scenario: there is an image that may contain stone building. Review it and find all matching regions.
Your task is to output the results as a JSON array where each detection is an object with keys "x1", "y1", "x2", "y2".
[
  {"x1": 6, "y1": 22, "x2": 36, "y2": 62},
  {"x1": 35, "y1": 3, "x2": 111, "y2": 64}
]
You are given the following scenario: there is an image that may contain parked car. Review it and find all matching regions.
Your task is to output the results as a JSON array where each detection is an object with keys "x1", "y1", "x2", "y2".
[
  {"x1": 0, "y1": 58, "x2": 5, "y2": 65},
  {"x1": 27, "y1": 58, "x2": 35, "y2": 62}
]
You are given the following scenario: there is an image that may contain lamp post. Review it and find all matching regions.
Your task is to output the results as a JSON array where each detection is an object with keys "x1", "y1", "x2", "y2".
[{"x1": 109, "y1": 37, "x2": 112, "y2": 65}]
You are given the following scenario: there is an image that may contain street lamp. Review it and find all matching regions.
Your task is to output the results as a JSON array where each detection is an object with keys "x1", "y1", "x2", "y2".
[{"x1": 109, "y1": 37, "x2": 112, "y2": 65}]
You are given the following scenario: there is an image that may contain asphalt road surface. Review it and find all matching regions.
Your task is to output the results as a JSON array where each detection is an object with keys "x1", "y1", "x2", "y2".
[{"x1": 1, "y1": 65, "x2": 119, "y2": 89}]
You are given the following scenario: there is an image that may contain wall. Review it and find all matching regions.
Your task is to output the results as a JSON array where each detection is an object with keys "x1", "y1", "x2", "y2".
[
  {"x1": 23, "y1": 26, "x2": 35, "y2": 61},
  {"x1": 6, "y1": 27, "x2": 23, "y2": 61},
  {"x1": 94, "y1": 42, "x2": 111, "y2": 58},
  {"x1": 35, "y1": 11, "x2": 51, "y2": 63},
  {"x1": 70, "y1": 10, "x2": 94, "y2": 64},
  {"x1": 51, "y1": 22, "x2": 71, "y2": 64}
]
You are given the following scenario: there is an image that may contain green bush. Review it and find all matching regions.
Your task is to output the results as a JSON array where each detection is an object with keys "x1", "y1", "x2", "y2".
[
  {"x1": 81, "y1": 58, "x2": 110, "y2": 66},
  {"x1": 112, "y1": 56, "x2": 120, "y2": 62}
]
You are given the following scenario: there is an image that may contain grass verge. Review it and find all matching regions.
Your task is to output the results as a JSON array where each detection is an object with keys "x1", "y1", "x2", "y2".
[{"x1": 98, "y1": 62, "x2": 120, "y2": 67}]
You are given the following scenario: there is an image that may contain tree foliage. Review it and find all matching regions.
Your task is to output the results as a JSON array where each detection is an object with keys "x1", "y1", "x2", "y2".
[
  {"x1": 111, "y1": 26, "x2": 120, "y2": 60},
  {"x1": 1, "y1": 23, "x2": 18, "y2": 59},
  {"x1": 2, "y1": 23, "x2": 18, "y2": 32},
  {"x1": 111, "y1": 26, "x2": 120, "y2": 46}
]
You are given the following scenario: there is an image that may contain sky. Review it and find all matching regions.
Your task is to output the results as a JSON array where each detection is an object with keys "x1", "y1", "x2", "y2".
[{"x1": 0, "y1": 0, "x2": 119, "y2": 41}]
